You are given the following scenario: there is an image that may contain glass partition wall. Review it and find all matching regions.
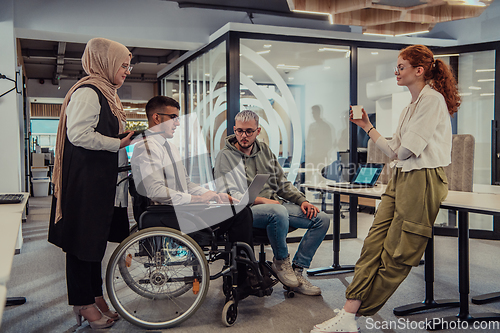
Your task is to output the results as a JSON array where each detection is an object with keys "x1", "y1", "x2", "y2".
[{"x1": 160, "y1": 31, "x2": 499, "y2": 240}]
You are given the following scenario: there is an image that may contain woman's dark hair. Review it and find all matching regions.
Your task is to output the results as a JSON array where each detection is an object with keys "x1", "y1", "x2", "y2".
[
  {"x1": 399, "y1": 44, "x2": 461, "y2": 116},
  {"x1": 145, "y1": 95, "x2": 180, "y2": 120}
]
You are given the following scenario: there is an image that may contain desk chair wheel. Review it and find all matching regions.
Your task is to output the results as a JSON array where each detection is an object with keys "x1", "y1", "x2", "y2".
[
  {"x1": 106, "y1": 227, "x2": 209, "y2": 329},
  {"x1": 283, "y1": 286, "x2": 295, "y2": 298},
  {"x1": 222, "y1": 299, "x2": 238, "y2": 327}
]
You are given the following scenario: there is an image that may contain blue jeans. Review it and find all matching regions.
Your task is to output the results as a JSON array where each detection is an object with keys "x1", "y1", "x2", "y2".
[{"x1": 251, "y1": 203, "x2": 330, "y2": 268}]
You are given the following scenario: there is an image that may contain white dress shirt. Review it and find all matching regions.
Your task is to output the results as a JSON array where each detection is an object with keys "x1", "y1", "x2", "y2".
[
  {"x1": 66, "y1": 87, "x2": 120, "y2": 152},
  {"x1": 385, "y1": 85, "x2": 452, "y2": 171},
  {"x1": 131, "y1": 133, "x2": 208, "y2": 205}
]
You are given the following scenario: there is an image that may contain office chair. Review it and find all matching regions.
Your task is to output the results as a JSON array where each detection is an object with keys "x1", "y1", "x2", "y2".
[{"x1": 319, "y1": 160, "x2": 349, "y2": 218}]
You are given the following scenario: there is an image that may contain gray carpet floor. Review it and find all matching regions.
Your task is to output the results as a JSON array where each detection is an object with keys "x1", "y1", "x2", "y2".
[{"x1": 2, "y1": 196, "x2": 500, "y2": 333}]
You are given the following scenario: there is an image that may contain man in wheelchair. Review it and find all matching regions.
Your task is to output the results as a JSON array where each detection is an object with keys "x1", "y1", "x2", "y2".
[{"x1": 130, "y1": 96, "x2": 272, "y2": 299}]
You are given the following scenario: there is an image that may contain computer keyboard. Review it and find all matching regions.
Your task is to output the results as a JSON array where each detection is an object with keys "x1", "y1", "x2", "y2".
[{"x1": 0, "y1": 194, "x2": 24, "y2": 204}]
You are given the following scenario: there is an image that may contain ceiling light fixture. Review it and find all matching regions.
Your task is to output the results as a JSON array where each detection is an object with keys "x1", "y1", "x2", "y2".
[
  {"x1": 434, "y1": 54, "x2": 460, "y2": 58},
  {"x1": 394, "y1": 30, "x2": 429, "y2": 37},
  {"x1": 256, "y1": 50, "x2": 271, "y2": 55},
  {"x1": 476, "y1": 69, "x2": 495, "y2": 72},
  {"x1": 480, "y1": 93, "x2": 494, "y2": 96},
  {"x1": 477, "y1": 79, "x2": 495, "y2": 82},
  {"x1": 277, "y1": 64, "x2": 300, "y2": 70},
  {"x1": 292, "y1": 9, "x2": 333, "y2": 24},
  {"x1": 362, "y1": 32, "x2": 394, "y2": 37},
  {"x1": 263, "y1": 44, "x2": 272, "y2": 48},
  {"x1": 318, "y1": 47, "x2": 350, "y2": 53},
  {"x1": 469, "y1": 86, "x2": 482, "y2": 90}
]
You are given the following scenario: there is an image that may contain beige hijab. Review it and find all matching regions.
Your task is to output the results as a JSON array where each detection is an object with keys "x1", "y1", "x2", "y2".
[{"x1": 52, "y1": 37, "x2": 132, "y2": 223}]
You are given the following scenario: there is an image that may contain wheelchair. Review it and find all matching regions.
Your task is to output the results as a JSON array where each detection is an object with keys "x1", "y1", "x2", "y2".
[{"x1": 105, "y1": 177, "x2": 280, "y2": 329}]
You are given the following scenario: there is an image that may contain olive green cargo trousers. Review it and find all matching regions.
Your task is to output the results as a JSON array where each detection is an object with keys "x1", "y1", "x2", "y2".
[{"x1": 345, "y1": 167, "x2": 448, "y2": 316}]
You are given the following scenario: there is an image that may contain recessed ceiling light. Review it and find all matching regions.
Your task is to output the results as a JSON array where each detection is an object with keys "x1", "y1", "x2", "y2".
[
  {"x1": 480, "y1": 93, "x2": 494, "y2": 96},
  {"x1": 247, "y1": 75, "x2": 254, "y2": 78},
  {"x1": 371, "y1": 52, "x2": 379, "y2": 55},
  {"x1": 288, "y1": 77, "x2": 294, "y2": 81},
  {"x1": 477, "y1": 79, "x2": 495, "y2": 82},
  {"x1": 476, "y1": 69, "x2": 495, "y2": 72},
  {"x1": 459, "y1": 92, "x2": 472, "y2": 96},
  {"x1": 469, "y1": 86, "x2": 481, "y2": 90},
  {"x1": 256, "y1": 50, "x2": 271, "y2": 55},
  {"x1": 263, "y1": 44, "x2": 272, "y2": 48}
]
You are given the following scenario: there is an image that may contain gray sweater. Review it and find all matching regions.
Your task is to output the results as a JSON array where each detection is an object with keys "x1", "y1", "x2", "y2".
[{"x1": 214, "y1": 134, "x2": 307, "y2": 206}]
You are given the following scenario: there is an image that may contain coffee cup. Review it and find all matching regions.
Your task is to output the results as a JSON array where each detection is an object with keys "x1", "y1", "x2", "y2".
[{"x1": 352, "y1": 105, "x2": 363, "y2": 119}]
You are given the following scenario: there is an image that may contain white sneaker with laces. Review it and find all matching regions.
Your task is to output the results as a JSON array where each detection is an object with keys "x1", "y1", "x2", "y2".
[
  {"x1": 293, "y1": 267, "x2": 321, "y2": 296},
  {"x1": 311, "y1": 308, "x2": 359, "y2": 333},
  {"x1": 272, "y1": 255, "x2": 299, "y2": 288}
]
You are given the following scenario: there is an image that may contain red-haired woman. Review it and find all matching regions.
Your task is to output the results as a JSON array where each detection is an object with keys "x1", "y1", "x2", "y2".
[{"x1": 311, "y1": 44, "x2": 461, "y2": 333}]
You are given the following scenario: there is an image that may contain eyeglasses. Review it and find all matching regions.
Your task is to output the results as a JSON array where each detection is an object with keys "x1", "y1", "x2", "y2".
[
  {"x1": 394, "y1": 65, "x2": 413, "y2": 75},
  {"x1": 121, "y1": 64, "x2": 133, "y2": 72},
  {"x1": 235, "y1": 128, "x2": 258, "y2": 136},
  {"x1": 156, "y1": 113, "x2": 180, "y2": 121}
]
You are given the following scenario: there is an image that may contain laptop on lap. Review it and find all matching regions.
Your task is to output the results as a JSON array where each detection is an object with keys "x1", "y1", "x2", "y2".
[{"x1": 328, "y1": 163, "x2": 384, "y2": 189}]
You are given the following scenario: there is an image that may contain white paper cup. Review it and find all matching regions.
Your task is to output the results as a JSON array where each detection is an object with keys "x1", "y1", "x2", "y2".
[{"x1": 352, "y1": 105, "x2": 363, "y2": 119}]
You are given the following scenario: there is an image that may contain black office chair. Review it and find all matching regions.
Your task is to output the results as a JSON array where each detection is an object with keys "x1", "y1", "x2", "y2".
[{"x1": 320, "y1": 160, "x2": 349, "y2": 218}]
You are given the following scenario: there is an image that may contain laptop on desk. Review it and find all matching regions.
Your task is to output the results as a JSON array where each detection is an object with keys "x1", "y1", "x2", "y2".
[
  {"x1": 187, "y1": 174, "x2": 270, "y2": 208},
  {"x1": 328, "y1": 163, "x2": 384, "y2": 189}
]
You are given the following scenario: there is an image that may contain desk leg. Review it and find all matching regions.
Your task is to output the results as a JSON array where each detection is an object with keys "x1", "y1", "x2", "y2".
[
  {"x1": 428, "y1": 211, "x2": 500, "y2": 330},
  {"x1": 393, "y1": 234, "x2": 459, "y2": 316},
  {"x1": 472, "y1": 292, "x2": 500, "y2": 305},
  {"x1": 307, "y1": 193, "x2": 355, "y2": 276},
  {"x1": 6, "y1": 297, "x2": 26, "y2": 306}
]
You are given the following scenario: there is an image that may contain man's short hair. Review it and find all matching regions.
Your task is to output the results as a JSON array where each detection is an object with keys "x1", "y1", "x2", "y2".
[
  {"x1": 145, "y1": 96, "x2": 180, "y2": 121},
  {"x1": 235, "y1": 110, "x2": 259, "y2": 126}
]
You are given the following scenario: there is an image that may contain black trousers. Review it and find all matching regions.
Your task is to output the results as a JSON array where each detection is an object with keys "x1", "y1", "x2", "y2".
[
  {"x1": 66, "y1": 253, "x2": 103, "y2": 305},
  {"x1": 213, "y1": 206, "x2": 254, "y2": 248}
]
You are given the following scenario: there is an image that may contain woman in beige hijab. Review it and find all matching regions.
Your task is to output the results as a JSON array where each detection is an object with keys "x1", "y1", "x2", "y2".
[{"x1": 48, "y1": 37, "x2": 134, "y2": 329}]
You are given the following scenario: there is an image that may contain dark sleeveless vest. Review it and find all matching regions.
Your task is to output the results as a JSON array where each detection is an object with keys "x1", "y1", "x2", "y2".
[{"x1": 48, "y1": 84, "x2": 119, "y2": 261}]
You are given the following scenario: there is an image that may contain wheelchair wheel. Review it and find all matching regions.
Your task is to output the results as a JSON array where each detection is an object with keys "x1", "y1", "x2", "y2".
[
  {"x1": 129, "y1": 223, "x2": 138, "y2": 234},
  {"x1": 106, "y1": 227, "x2": 210, "y2": 329},
  {"x1": 222, "y1": 299, "x2": 237, "y2": 327}
]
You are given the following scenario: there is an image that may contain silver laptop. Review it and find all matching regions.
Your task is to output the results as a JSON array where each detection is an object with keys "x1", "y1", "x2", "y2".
[
  {"x1": 189, "y1": 174, "x2": 270, "y2": 207},
  {"x1": 328, "y1": 163, "x2": 384, "y2": 189}
]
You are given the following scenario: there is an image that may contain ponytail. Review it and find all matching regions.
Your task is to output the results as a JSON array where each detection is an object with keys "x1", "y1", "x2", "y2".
[{"x1": 399, "y1": 45, "x2": 461, "y2": 116}]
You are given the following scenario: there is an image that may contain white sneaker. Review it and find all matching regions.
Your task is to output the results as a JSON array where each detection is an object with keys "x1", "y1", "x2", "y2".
[
  {"x1": 293, "y1": 267, "x2": 321, "y2": 296},
  {"x1": 311, "y1": 308, "x2": 359, "y2": 333},
  {"x1": 272, "y1": 255, "x2": 299, "y2": 288}
]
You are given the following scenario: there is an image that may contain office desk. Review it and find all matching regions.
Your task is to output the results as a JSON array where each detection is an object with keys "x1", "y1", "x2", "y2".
[
  {"x1": 0, "y1": 193, "x2": 29, "y2": 325},
  {"x1": 0, "y1": 285, "x2": 5, "y2": 326},
  {"x1": 0, "y1": 193, "x2": 29, "y2": 253},
  {"x1": 429, "y1": 191, "x2": 500, "y2": 330},
  {"x1": 302, "y1": 184, "x2": 500, "y2": 329},
  {"x1": 301, "y1": 183, "x2": 386, "y2": 275}
]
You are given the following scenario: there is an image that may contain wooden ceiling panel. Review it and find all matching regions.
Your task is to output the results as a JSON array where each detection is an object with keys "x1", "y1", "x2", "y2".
[{"x1": 289, "y1": 0, "x2": 492, "y2": 36}]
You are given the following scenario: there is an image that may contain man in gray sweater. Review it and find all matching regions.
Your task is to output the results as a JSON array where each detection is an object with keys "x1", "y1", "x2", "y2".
[{"x1": 214, "y1": 110, "x2": 330, "y2": 296}]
